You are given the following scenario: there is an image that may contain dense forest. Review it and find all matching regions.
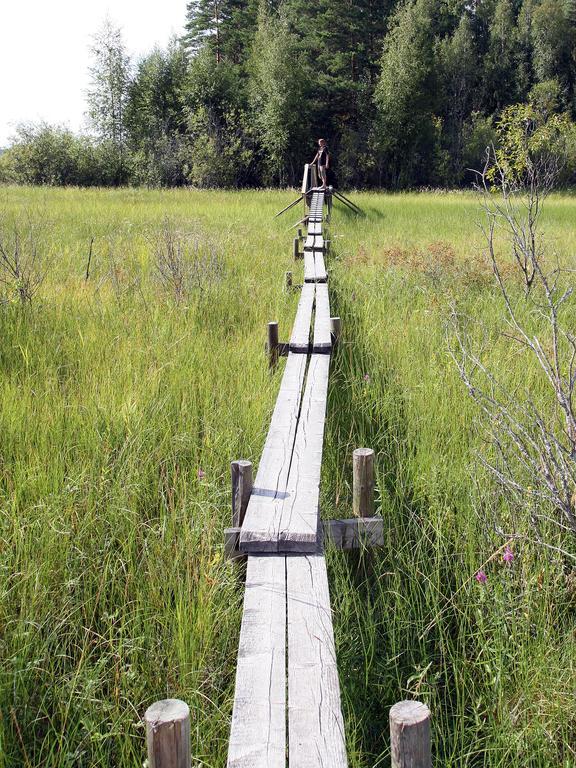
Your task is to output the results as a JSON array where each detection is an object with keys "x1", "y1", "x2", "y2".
[{"x1": 3, "y1": 0, "x2": 576, "y2": 188}]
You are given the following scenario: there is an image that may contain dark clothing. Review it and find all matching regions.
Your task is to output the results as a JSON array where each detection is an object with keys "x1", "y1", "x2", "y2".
[{"x1": 317, "y1": 147, "x2": 329, "y2": 168}]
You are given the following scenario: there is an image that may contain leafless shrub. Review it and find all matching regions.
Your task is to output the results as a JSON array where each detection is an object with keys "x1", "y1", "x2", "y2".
[
  {"x1": 153, "y1": 219, "x2": 225, "y2": 303},
  {"x1": 449, "y1": 147, "x2": 576, "y2": 557},
  {"x1": 0, "y1": 216, "x2": 50, "y2": 304}
]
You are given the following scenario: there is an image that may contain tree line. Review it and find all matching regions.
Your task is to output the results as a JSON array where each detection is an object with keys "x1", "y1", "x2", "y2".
[{"x1": 2, "y1": 0, "x2": 576, "y2": 189}]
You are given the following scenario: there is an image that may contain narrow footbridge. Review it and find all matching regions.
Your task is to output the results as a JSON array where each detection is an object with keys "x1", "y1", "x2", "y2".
[
  {"x1": 227, "y1": 188, "x2": 347, "y2": 768},
  {"x1": 143, "y1": 175, "x2": 432, "y2": 768}
]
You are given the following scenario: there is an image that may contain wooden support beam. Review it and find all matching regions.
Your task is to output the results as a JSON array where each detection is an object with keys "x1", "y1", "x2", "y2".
[
  {"x1": 145, "y1": 699, "x2": 190, "y2": 768},
  {"x1": 231, "y1": 460, "x2": 253, "y2": 528},
  {"x1": 293, "y1": 237, "x2": 300, "y2": 260},
  {"x1": 323, "y1": 517, "x2": 383, "y2": 549},
  {"x1": 267, "y1": 321, "x2": 279, "y2": 369},
  {"x1": 330, "y1": 316, "x2": 341, "y2": 344},
  {"x1": 225, "y1": 517, "x2": 383, "y2": 559},
  {"x1": 390, "y1": 701, "x2": 432, "y2": 768},
  {"x1": 275, "y1": 195, "x2": 304, "y2": 218},
  {"x1": 353, "y1": 448, "x2": 375, "y2": 518}
]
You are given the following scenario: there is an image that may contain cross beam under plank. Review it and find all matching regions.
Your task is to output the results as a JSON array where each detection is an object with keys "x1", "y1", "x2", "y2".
[
  {"x1": 227, "y1": 555, "x2": 286, "y2": 768},
  {"x1": 287, "y1": 553, "x2": 348, "y2": 768},
  {"x1": 239, "y1": 353, "x2": 307, "y2": 552}
]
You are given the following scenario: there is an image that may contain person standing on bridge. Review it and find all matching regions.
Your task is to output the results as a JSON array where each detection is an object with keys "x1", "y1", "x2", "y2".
[{"x1": 310, "y1": 138, "x2": 330, "y2": 190}]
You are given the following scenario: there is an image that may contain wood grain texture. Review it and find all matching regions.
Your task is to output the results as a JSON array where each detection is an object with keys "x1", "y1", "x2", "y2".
[
  {"x1": 239, "y1": 353, "x2": 307, "y2": 552},
  {"x1": 308, "y1": 222, "x2": 323, "y2": 235},
  {"x1": 301, "y1": 164, "x2": 310, "y2": 194},
  {"x1": 227, "y1": 555, "x2": 287, "y2": 768},
  {"x1": 313, "y1": 252, "x2": 328, "y2": 283},
  {"x1": 304, "y1": 250, "x2": 316, "y2": 283},
  {"x1": 290, "y1": 283, "x2": 315, "y2": 353},
  {"x1": 145, "y1": 699, "x2": 191, "y2": 768},
  {"x1": 278, "y1": 354, "x2": 330, "y2": 551},
  {"x1": 313, "y1": 283, "x2": 331, "y2": 353},
  {"x1": 304, "y1": 234, "x2": 316, "y2": 251},
  {"x1": 286, "y1": 553, "x2": 348, "y2": 768},
  {"x1": 390, "y1": 700, "x2": 431, "y2": 768},
  {"x1": 231, "y1": 460, "x2": 253, "y2": 528},
  {"x1": 353, "y1": 448, "x2": 375, "y2": 518}
]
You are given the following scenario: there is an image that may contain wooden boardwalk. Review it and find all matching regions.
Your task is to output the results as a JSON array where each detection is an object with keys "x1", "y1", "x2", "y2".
[
  {"x1": 145, "y1": 183, "x2": 432, "y2": 768},
  {"x1": 228, "y1": 191, "x2": 348, "y2": 767}
]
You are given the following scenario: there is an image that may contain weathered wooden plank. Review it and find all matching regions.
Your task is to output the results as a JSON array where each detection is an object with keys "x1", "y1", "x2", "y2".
[
  {"x1": 278, "y1": 354, "x2": 330, "y2": 551},
  {"x1": 304, "y1": 236, "x2": 324, "y2": 252},
  {"x1": 286, "y1": 553, "x2": 348, "y2": 768},
  {"x1": 308, "y1": 222, "x2": 323, "y2": 235},
  {"x1": 227, "y1": 555, "x2": 286, "y2": 768},
  {"x1": 304, "y1": 250, "x2": 316, "y2": 283},
  {"x1": 313, "y1": 251, "x2": 327, "y2": 283},
  {"x1": 313, "y1": 283, "x2": 331, "y2": 353},
  {"x1": 290, "y1": 283, "x2": 315, "y2": 353},
  {"x1": 239, "y1": 353, "x2": 307, "y2": 552},
  {"x1": 304, "y1": 235, "x2": 316, "y2": 251},
  {"x1": 301, "y1": 164, "x2": 310, "y2": 195}
]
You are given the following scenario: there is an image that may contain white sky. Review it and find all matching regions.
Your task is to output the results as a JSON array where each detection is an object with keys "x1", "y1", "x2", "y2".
[{"x1": 0, "y1": 0, "x2": 186, "y2": 146}]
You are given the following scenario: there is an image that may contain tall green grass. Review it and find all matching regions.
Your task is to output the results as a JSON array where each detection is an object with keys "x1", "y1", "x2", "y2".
[
  {"x1": 326, "y1": 191, "x2": 576, "y2": 767},
  {"x1": 0, "y1": 186, "x2": 575, "y2": 766}
]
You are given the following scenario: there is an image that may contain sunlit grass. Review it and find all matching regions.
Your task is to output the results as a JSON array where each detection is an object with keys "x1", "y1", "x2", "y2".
[{"x1": 1, "y1": 186, "x2": 575, "y2": 766}]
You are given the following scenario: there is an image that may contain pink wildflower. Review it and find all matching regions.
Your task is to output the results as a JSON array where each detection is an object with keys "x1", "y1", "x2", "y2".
[
  {"x1": 363, "y1": 374, "x2": 371, "y2": 383},
  {"x1": 197, "y1": 468, "x2": 206, "y2": 480},
  {"x1": 475, "y1": 570, "x2": 487, "y2": 584},
  {"x1": 503, "y1": 547, "x2": 514, "y2": 564}
]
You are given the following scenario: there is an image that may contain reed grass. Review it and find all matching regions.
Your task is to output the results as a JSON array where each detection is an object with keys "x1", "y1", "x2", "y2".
[{"x1": 1, "y1": 186, "x2": 575, "y2": 766}]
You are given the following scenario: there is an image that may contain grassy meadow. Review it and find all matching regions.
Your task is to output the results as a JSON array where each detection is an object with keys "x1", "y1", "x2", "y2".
[{"x1": 1, "y1": 185, "x2": 576, "y2": 767}]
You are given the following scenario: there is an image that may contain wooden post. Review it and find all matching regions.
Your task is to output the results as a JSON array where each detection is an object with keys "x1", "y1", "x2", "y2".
[
  {"x1": 285, "y1": 271, "x2": 293, "y2": 292},
  {"x1": 390, "y1": 700, "x2": 431, "y2": 768},
  {"x1": 297, "y1": 228, "x2": 303, "y2": 240},
  {"x1": 232, "y1": 459, "x2": 253, "y2": 528},
  {"x1": 353, "y1": 448, "x2": 374, "y2": 518},
  {"x1": 145, "y1": 699, "x2": 190, "y2": 768},
  {"x1": 330, "y1": 316, "x2": 341, "y2": 343},
  {"x1": 267, "y1": 321, "x2": 279, "y2": 368},
  {"x1": 293, "y1": 237, "x2": 300, "y2": 260}
]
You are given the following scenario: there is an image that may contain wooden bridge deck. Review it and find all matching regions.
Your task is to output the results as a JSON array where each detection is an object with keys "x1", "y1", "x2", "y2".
[{"x1": 228, "y1": 191, "x2": 348, "y2": 767}]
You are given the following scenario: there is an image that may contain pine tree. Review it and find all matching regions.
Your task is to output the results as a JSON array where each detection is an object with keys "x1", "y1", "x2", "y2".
[{"x1": 183, "y1": 0, "x2": 258, "y2": 64}]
